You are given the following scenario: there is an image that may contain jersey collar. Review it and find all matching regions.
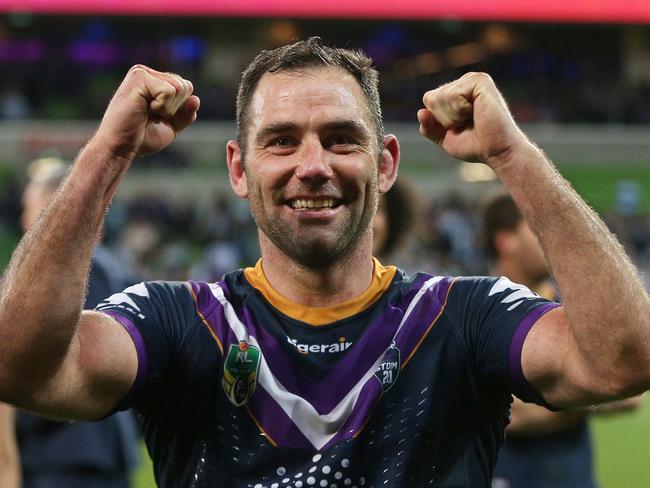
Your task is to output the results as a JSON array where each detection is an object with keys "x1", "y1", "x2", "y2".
[{"x1": 243, "y1": 258, "x2": 397, "y2": 326}]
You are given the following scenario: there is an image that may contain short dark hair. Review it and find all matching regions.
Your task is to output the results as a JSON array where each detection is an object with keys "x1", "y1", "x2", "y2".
[
  {"x1": 480, "y1": 193, "x2": 523, "y2": 260},
  {"x1": 236, "y1": 37, "x2": 384, "y2": 159}
]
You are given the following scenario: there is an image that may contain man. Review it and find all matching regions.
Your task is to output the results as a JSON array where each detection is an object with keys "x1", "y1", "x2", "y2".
[
  {"x1": 8, "y1": 158, "x2": 140, "y2": 488},
  {"x1": 0, "y1": 38, "x2": 648, "y2": 487},
  {"x1": 483, "y1": 193, "x2": 642, "y2": 488}
]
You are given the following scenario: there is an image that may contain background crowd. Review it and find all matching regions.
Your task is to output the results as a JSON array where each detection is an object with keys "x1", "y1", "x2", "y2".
[{"x1": 2, "y1": 175, "x2": 648, "y2": 287}]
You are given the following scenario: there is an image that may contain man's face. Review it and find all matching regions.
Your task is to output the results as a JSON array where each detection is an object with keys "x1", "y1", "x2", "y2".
[{"x1": 232, "y1": 67, "x2": 387, "y2": 267}]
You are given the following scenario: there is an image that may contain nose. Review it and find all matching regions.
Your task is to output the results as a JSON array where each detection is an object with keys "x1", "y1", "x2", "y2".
[{"x1": 294, "y1": 138, "x2": 334, "y2": 183}]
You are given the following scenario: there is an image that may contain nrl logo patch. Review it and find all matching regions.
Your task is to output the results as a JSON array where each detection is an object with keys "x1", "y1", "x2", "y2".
[
  {"x1": 374, "y1": 343, "x2": 400, "y2": 392},
  {"x1": 223, "y1": 341, "x2": 261, "y2": 407}
]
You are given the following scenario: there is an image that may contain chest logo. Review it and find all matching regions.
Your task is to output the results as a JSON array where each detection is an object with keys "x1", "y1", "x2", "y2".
[
  {"x1": 374, "y1": 343, "x2": 401, "y2": 392},
  {"x1": 223, "y1": 341, "x2": 261, "y2": 407}
]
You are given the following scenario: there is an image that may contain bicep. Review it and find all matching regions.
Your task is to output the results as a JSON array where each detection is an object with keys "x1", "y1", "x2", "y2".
[
  {"x1": 521, "y1": 306, "x2": 614, "y2": 408},
  {"x1": 27, "y1": 311, "x2": 138, "y2": 420}
]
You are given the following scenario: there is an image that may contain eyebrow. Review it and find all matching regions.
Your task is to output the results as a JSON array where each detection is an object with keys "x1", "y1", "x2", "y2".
[
  {"x1": 321, "y1": 120, "x2": 371, "y2": 140},
  {"x1": 255, "y1": 122, "x2": 300, "y2": 145},
  {"x1": 255, "y1": 119, "x2": 371, "y2": 145}
]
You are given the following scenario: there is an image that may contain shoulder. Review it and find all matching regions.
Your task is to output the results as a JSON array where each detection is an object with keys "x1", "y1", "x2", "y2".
[
  {"x1": 94, "y1": 280, "x2": 199, "y2": 327},
  {"x1": 391, "y1": 268, "x2": 457, "y2": 302},
  {"x1": 187, "y1": 269, "x2": 249, "y2": 308}
]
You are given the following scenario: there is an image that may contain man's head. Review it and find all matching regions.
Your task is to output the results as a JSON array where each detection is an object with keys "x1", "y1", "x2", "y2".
[
  {"x1": 481, "y1": 193, "x2": 548, "y2": 285},
  {"x1": 236, "y1": 37, "x2": 384, "y2": 162},
  {"x1": 227, "y1": 39, "x2": 399, "y2": 268},
  {"x1": 21, "y1": 157, "x2": 69, "y2": 233}
]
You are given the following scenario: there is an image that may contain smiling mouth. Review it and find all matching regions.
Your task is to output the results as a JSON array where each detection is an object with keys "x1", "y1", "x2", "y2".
[{"x1": 290, "y1": 198, "x2": 339, "y2": 210}]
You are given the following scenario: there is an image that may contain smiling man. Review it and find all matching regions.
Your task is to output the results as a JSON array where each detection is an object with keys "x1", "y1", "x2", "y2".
[{"x1": 0, "y1": 38, "x2": 649, "y2": 488}]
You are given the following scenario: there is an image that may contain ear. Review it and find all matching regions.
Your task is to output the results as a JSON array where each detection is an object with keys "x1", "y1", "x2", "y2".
[
  {"x1": 227, "y1": 140, "x2": 248, "y2": 199},
  {"x1": 378, "y1": 134, "x2": 400, "y2": 194}
]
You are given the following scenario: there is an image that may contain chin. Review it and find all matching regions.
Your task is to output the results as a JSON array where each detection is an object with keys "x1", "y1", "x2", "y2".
[{"x1": 285, "y1": 241, "x2": 347, "y2": 268}]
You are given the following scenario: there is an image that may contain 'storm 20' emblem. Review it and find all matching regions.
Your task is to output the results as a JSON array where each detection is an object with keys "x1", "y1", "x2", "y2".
[
  {"x1": 374, "y1": 343, "x2": 400, "y2": 392},
  {"x1": 223, "y1": 341, "x2": 261, "y2": 406}
]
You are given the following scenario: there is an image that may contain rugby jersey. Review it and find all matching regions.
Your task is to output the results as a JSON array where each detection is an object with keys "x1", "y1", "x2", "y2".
[{"x1": 97, "y1": 259, "x2": 559, "y2": 487}]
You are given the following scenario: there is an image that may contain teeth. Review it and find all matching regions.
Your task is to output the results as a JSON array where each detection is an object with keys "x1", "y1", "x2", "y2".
[{"x1": 291, "y1": 199, "x2": 335, "y2": 210}]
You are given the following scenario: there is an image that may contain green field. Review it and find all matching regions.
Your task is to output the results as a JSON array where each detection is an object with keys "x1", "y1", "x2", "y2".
[
  {"x1": 592, "y1": 397, "x2": 650, "y2": 487},
  {"x1": 560, "y1": 165, "x2": 650, "y2": 213}
]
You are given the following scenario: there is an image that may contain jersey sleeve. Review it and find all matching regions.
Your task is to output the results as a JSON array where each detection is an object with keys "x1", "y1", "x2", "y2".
[
  {"x1": 445, "y1": 276, "x2": 560, "y2": 406},
  {"x1": 94, "y1": 281, "x2": 200, "y2": 412}
]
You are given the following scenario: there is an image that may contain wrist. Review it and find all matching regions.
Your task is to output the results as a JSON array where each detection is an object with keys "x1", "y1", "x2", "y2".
[
  {"x1": 82, "y1": 136, "x2": 137, "y2": 175},
  {"x1": 488, "y1": 138, "x2": 544, "y2": 177},
  {"x1": 71, "y1": 139, "x2": 134, "y2": 206},
  {"x1": 88, "y1": 108, "x2": 145, "y2": 166}
]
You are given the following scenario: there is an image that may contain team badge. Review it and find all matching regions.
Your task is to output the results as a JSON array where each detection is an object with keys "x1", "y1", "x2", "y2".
[
  {"x1": 374, "y1": 342, "x2": 400, "y2": 392},
  {"x1": 223, "y1": 340, "x2": 261, "y2": 407}
]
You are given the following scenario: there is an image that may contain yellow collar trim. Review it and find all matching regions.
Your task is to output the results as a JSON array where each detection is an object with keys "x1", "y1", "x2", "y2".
[{"x1": 243, "y1": 258, "x2": 397, "y2": 326}]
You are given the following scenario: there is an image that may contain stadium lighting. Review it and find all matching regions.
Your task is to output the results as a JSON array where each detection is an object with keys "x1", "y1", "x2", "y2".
[{"x1": 0, "y1": 0, "x2": 649, "y2": 23}]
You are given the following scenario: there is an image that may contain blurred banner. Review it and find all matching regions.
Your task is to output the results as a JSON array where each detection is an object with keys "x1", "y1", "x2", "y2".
[{"x1": 0, "y1": 0, "x2": 649, "y2": 22}]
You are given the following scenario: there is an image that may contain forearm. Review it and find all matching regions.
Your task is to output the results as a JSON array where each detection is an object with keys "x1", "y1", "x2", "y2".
[
  {"x1": 0, "y1": 141, "x2": 131, "y2": 403},
  {"x1": 507, "y1": 398, "x2": 586, "y2": 436},
  {"x1": 0, "y1": 404, "x2": 21, "y2": 488},
  {"x1": 494, "y1": 142, "x2": 650, "y2": 396}
]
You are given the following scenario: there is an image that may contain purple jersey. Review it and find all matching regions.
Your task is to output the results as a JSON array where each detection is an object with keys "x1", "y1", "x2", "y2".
[{"x1": 97, "y1": 260, "x2": 559, "y2": 487}]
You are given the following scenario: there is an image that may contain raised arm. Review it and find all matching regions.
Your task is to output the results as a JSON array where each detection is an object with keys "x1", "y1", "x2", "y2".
[
  {"x1": 418, "y1": 72, "x2": 650, "y2": 408},
  {"x1": 0, "y1": 66, "x2": 199, "y2": 420}
]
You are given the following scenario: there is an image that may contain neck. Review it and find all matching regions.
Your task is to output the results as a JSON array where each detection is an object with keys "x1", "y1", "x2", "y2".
[{"x1": 259, "y1": 233, "x2": 375, "y2": 307}]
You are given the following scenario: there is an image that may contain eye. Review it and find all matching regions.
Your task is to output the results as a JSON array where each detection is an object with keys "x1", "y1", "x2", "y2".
[
  {"x1": 266, "y1": 136, "x2": 297, "y2": 154},
  {"x1": 331, "y1": 135, "x2": 353, "y2": 145},
  {"x1": 271, "y1": 136, "x2": 295, "y2": 147},
  {"x1": 325, "y1": 134, "x2": 359, "y2": 153}
]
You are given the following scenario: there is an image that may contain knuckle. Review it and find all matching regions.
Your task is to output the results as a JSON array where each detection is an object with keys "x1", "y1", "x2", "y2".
[
  {"x1": 165, "y1": 72, "x2": 183, "y2": 91},
  {"x1": 128, "y1": 65, "x2": 147, "y2": 76},
  {"x1": 422, "y1": 90, "x2": 436, "y2": 107},
  {"x1": 471, "y1": 72, "x2": 493, "y2": 84}
]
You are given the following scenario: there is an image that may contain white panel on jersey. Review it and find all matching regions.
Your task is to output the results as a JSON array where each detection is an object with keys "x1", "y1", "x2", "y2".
[
  {"x1": 209, "y1": 278, "x2": 443, "y2": 450},
  {"x1": 395, "y1": 276, "x2": 444, "y2": 336},
  {"x1": 488, "y1": 277, "x2": 538, "y2": 306},
  {"x1": 507, "y1": 300, "x2": 523, "y2": 311},
  {"x1": 96, "y1": 282, "x2": 149, "y2": 312}
]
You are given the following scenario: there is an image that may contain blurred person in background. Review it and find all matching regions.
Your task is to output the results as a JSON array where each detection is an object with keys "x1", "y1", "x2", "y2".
[
  {"x1": 483, "y1": 193, "x2": 642, "y2": 488},
  {"x1": 0, "y1": 402, "x2": 20, "y2": 488},
  {"x1": 0, "y1": 39, "x2": 649, "y2": 487},
  {"x1": 6, "y1": 157, "x2": 140, "y2": 488},
  {"x1": 372, "y1": 176, "x2": 418, "y2": 261}
]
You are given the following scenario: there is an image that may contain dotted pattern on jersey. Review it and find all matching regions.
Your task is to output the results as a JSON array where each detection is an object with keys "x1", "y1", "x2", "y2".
[{"x1": 189, "y1": 381, "x2": 445, "y2": 488}]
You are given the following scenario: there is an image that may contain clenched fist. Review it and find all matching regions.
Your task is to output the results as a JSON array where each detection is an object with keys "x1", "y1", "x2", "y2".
[
  {"x1": 94, "y1": 65, "x2": 200, "y2": 164},
  {"x1": 417, "y1": 72, "x2": 530, "y2": 169}
]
